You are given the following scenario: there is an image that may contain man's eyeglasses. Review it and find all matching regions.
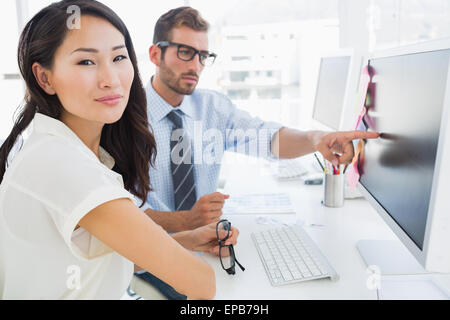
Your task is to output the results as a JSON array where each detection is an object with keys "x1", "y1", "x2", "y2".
[
  {"x1": 156, "y1": 41, "x2": 217, "y2": 67},
  {"x1": 216, "y1": 219, "x2": 245, "y2": 275}
]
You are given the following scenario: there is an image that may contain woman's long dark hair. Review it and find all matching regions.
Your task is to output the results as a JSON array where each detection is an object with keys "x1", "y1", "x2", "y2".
[{"x1": 0, "y1": 0, "x2": 156, "y2": 207}]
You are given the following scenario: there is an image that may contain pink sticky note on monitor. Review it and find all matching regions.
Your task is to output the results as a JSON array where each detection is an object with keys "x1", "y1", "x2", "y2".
[
  {"x1": 354, "y1": 107, "x2": 367, "y2": 130},
  {"x1": 346, "y1": 162, "x2": 360, "y2": 191},
  {"x1": 354, "y1": 66, "x2": 372, "y2": 127},
  {"x1": 358, "y1": 66, "x2": 372, "y2": 107}
]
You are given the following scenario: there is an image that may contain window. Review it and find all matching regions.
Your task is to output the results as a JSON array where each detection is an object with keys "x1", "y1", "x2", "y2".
[
  {"x1": 231, "y1": 56, "x2": 251, "y2": 61},
  {"x1": 196, "y1": 0, "x2": 339, "y2": 127},
  {"x1": 0, "y1": 1, "x2": 23, "y2": 139},
  {"x1": 226, "y1": 35, "x2": 247, "y2": 40},
  {"x1": 227, "y1": 89, "x2": 251, "y2": 100},
  {"x1": 257, "y1": 88, "x2": 281, "y2": 99},
  {"x1": 1, "y1": 0, "x2": 341, "y2": 138},
  {"x1": 230, "y1": 71, "x2": 250, "y2": 82},
  {"x1": 368, "y1": 0, "x2": 450, "y2": 48}
]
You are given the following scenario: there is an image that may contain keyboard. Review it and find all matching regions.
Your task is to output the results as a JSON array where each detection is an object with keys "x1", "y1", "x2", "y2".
[
  {"x1": 275, "y1": 159, "x2": 308, "y2": 180},
  {"x1": 252, "y1": 225, "x2": 339, "y2": 286}
]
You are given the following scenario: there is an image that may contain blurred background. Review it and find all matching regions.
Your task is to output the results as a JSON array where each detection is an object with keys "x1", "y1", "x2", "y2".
[{"x1": 1, "y1": 0, "x2": 450, "y2": 140}]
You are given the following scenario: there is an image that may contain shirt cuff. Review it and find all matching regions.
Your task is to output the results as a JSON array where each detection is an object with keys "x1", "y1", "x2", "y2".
[
  {"x1": 62, "y1": 186, "x2": 137, "y2": 261},
  {"x1": 264, "y1": 123, "x2": 284, "y2": 160}
]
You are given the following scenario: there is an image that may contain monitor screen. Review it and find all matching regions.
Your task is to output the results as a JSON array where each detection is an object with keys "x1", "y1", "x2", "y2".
[
  {"x1": 359, "y1": 49, "x2": 450, "y2": 250},
  {"x1": 312, "y1": 56, "x2": 351, "y2": 130}
]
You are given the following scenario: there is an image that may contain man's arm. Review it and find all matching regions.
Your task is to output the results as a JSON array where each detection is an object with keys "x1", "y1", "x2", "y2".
[
  {"x1": 271, "y1": 127, "x2": 380, "y2": 165},
  {"x1": 144, "y1": 192, "x2": 229, "y2": 233},
  {"x1": 271, "y1": 127, "x2": 323, "y2": 159},
  {"x1": 143, "y1": 208, "x2": 188, "y2": 233}
]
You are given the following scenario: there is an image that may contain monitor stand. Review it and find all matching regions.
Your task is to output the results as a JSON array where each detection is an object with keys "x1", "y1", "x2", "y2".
[{"x1": 356, "y1": 240, "x2": 428, "y2": 275}]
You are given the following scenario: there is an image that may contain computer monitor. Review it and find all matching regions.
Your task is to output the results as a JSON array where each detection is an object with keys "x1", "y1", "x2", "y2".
[
  {"x1": 311, "y1": 52, "x2": 353, "y2": 131},
  {"x1": 355, "y1": 38, "x2": 450, "y2": 274}
]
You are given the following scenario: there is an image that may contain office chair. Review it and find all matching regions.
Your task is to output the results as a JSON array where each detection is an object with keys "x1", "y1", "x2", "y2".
[{"x1": 128, "y1": 274, "x2": 168, "y2": 300}]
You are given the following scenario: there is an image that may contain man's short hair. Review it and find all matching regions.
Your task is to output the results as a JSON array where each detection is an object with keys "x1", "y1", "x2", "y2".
[{"x1": 153, "y1": 6, "x2": 209, "y2": 44}]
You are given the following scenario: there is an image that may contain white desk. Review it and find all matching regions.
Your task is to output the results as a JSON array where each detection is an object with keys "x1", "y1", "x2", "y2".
[{"x1": 202, "y1": 153, "x2": 450, "y2": 299}]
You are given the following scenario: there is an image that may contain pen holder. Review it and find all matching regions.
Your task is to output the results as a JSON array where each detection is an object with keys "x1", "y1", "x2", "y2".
[{"x1": 323, "y1": 173, "x2": 345, "y2": 208}]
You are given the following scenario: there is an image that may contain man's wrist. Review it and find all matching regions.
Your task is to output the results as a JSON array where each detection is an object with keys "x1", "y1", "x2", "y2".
[
  {"x1": 308, "y1": 130, "x2": 326, "y2": 152},
  {"x1": 177, "y1": 209, "x2": 190, "y2": 231},
  {"x1": 144, "y1": 208, "x2": 191, "y2": 232}
]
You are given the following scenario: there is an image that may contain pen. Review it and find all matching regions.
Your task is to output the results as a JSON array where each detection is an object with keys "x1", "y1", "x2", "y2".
[
  {"x1": 314, "y1": 153, "x2": 325, "y2": 173},
  {"x1": 343, "y1": 164, "x2": 349, "y2": 174}
]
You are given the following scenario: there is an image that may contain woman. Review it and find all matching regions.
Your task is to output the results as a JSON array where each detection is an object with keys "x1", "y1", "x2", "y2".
[{"x1": 0, "y1": 0, "x2": 237, "y2": 299}]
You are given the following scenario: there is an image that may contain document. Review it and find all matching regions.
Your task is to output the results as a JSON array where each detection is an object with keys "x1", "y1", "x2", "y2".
[
  {"x1": 379, "y1": 274, "x2": 450, "y2": 300},
  {"x1": 222, "y1": 193, "x2": 295, "y2": 215}
]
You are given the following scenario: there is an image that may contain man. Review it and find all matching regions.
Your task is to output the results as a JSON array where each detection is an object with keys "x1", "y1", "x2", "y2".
[
  {"x1": 142, "y1": 6, "x2": 378, "y2": 229},
  {"x1": 138, "y1": 6, "x2": 379, "y2": 299}
]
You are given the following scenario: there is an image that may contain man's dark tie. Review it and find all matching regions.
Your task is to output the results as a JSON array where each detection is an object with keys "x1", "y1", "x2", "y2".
[{"x1": 166, "y1": 110, "x2": 197, "y2": 211}]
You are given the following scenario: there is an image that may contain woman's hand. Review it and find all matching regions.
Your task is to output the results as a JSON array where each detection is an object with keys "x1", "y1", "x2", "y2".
[{"x1": 190, "y1": 222, "x2": 240, "y2": 256}]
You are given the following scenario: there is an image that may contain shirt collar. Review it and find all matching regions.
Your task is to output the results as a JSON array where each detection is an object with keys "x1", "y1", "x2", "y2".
[
  {"x1": 145, "y1": 78, "x2": 194, "y2": 122},
  {"x1": 98, "y1": 146, "x2": 115, "y2": 170},
  {"x1": 33, "y1": 113, "x2": 115, "y2": 170}
]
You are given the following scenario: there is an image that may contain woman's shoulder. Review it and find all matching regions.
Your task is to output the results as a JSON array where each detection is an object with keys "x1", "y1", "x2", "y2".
[
  {"x1": 6, "y1": 133, "x2": 105, "y2": 185},
  {"x1": 21, "y1": 134, "x2": 91, "y2": 165}
]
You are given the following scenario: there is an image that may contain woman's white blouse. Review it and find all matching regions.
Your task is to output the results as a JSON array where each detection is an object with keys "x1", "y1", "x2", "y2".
[{"x1": 0, "y1": 113, "x2": 136, "y2": 299}]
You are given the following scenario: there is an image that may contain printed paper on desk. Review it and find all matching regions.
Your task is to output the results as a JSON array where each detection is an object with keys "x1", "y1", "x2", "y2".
[
  {"x1": 222, "y1": 193, "x2": 295, "y2": 215},
  {"x1": 379, "y1": 275, "x2": 450, "y2": 300}
]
